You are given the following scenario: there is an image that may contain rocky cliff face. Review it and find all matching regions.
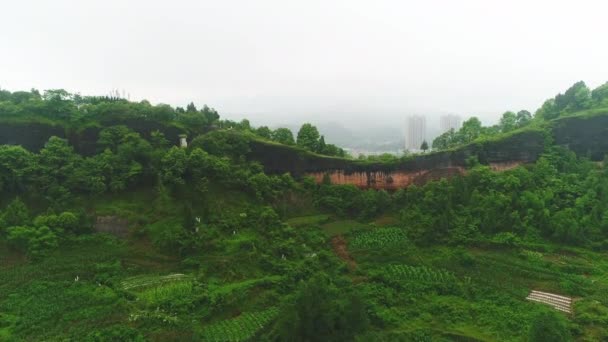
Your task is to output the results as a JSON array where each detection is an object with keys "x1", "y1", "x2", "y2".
[
  {"x1": 249, "y1": 128, "x2": 545, "y2": 189},
  {"x1": 0, "y1": 119, "x2": 187, "y2": 156},
  {"x1": 3, "y1": 111, "x2": 608, "y2": 190},
  {"x1": 308, "y1": 161, "x2": 523, "y2": 190},
  {"x1": 552, "y1": 113, "x2": 608, "y2": 160},
  {"x1": 299, "y1": 113, "x2": 608, "y2": 189}
]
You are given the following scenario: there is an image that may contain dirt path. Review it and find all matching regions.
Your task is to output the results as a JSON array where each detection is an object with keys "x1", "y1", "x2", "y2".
[{"x1": 331, "y1": 235, "x2": 356, "y2": 271}]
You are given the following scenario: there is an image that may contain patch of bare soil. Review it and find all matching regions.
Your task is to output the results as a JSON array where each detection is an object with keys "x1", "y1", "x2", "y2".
[
  {"x1": 331, "y1": 235, "x2": 356, "y2": 271},
  {"x1": 94, "y1": 215, "x2": 129, "y2": 237}
]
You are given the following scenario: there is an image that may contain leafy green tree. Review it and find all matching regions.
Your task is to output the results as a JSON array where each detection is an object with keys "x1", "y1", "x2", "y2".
[
  {"x1": 558, "y1": 81, "x2": 591, "y2": 113},
  {"x1": 460, "y1": 117, "x2": 482, "y2": 142},
  {"x1": 516, "y1": 110, "x2": 532, "y2": 127},
  {"x1": 201, "y1": 104, "x2": 220, "y2": 123},
  {"x1": 6, "y1": 225, "x2": 58, "y2": 259},
  {"x1": 0, "y1": 145, "x2": 34, "y2": 193},
  {"x1": 322, "y1": 144, "x2": 346, "y2": 157},
  {"x1": 150, "y1": 130, "x2": 170, "y2": 149},
  {"x1": 33, "y1": 211, "x2": 81, "y2": 234},
  {"x1": 536, "y1": 98, "x2": 559, "y2": 120},
  {"x1": 58, "y1": 212, "x2": 80, "y2": 232},
  {"x1": 70, "y1": 156, "x2": 107, "y2": 194},
  {"x1": 187, "y1": 148, "x2": 230, "y2": 180},
  {"x1": 149, "y1": 103, "x2": 176, "y2": 122},
  {"x1": 97, "y1": 128, "x2": 153, "y2": 192},
  {"x1": 186, "y1": 102, "x2": 197, "y2": 112},
  {"x1": 41, "y1": 89, "x2": 75, "y2": 119},
  {"x1": 239, "y1": 119, "x2": 251, "y2": 130},
  {"x1": 432, "y1": 128, "x2": 457, "y2": 150},
  {"x1": 160, "y1": 146, "x2": 188, "y2": 186},
  {"x1": 272, "y1": 128, "x2": 295, "y2": 145},
  {"x1": 98, "y1": 126, "x2": 134, "y2": 152},
  {"x1": 420, "y1": 140, "x2": 429, "y2": 152},
  {"x1": 190, "y1": 131, "x2": 250, "y2": 159},
  {"x1": 2, "y1": 197, "x2": 30, "y2": 228},
  {"x1": 255, "y1": 126, "x2": 272, "y2": 139},
  {"x1": 536, "y1": 81, "x2": 592, "y2": 120},
  {"x1": 297, "y1": 123, "x2": 321, "y2": 152},
  {"x1": 528, "y1": 311, "x2": 572, "y2": 342},
  {"x1": 114, "y1": 129, "x2": 152, "y2": 165},
  {"x1": 500, "y1": 111, "x2": 518, "y2": 132},
  {"x1": 177, "y1": 110, "x2": 208, "y2": 129},
  {"x1": 592, "y1": 82, "x2": 608, "y2": 106},
  {"x1": 551, "y1": 208, "x2": 585, "y2": 244},
  {"x1": 273, "y1": 274, "x2": 368, "y2": 341},
  {"x1": 40, "y1": 149, "x2": 76, "y2": 198}
]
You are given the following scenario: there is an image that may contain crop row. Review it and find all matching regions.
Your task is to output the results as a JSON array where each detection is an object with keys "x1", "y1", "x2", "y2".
[
  {"x1": 200, "y1": 308, "x2": 279, "y2": 342},
  {"x1": 120, "y1": 273, "x2": 192, "y2": 291},
  {"x1": 384, "y1": 265, "x2": 457, "y2": 284},
  {"x1": 350, "y1": 228, "x2": 408, "y2": 249}
]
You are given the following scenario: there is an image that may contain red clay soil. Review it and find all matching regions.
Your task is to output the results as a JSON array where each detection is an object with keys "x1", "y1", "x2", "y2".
[{"x1": 331, "y1": 235, "x2": 356, "y2": 271}]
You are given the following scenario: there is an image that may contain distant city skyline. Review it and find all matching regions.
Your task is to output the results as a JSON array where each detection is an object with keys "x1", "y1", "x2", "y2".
[
  {"x1": 405, "y1": 115, "x2": 427, "y2": 151},
  {"x1": 440, "y1": 114, "x2": 462, "y2": 134},
  {"x1": 2, "y1": 1, "x2": 607, "y2": 129}
]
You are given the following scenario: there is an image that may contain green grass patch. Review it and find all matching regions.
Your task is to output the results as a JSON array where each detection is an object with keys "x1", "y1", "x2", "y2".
[
  {"x1": 286, "y1": 214, "x2": 330, "y2": 227},
  {"x1": 349, "y1": 227, "x2": 409, "y2": 250},
  {"x1": 321, "y1": 219, "x2": 369, "y2": 236},
  {"x1": 200, "y1": 307, "x2": 279, "y2": 342}
]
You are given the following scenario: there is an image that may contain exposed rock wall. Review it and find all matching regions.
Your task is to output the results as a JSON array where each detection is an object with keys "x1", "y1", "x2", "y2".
[
  {"x1": 4, "y1": 111, "x2": 608, "y2": 190},
  {"x1": 0, "y1": 122, "x2": 65, "y2": 151},
  {"x1": 249, "y1": 129, "x2": 545, "y2": 178},
  {"x1": 0, "y1": 119, "x2": 187, "y2": 155},
  {"x1": 308, "y1": 161, "x2": 524, "y2": 190},
  {"x1": 552, "y1": 113, "x2": 608, "y2": 160},
  {"x1": 94, "y1": 216, "x2": 129, "y2": 238},
  {"x1": 252, "y1": 129, "x2": 546, "y2": 189}
]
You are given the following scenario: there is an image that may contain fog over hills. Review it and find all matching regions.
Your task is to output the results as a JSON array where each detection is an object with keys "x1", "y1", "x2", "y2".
[
  {"x1": 228, "y1": 110, "x2": 499, "y2": 153},
  {"x1": 3, "y1": 0, "x2": 608, "y2": 152}
]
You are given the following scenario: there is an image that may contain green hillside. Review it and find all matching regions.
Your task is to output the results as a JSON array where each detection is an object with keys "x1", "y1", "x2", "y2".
[{"x1": 2, "y1": 82, "x2": 608, "y2": 341}]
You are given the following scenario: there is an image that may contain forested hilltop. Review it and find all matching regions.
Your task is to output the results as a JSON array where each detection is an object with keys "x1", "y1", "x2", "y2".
[{"x1": 1, "y1": 82, "x2": 608, "y2": 341}]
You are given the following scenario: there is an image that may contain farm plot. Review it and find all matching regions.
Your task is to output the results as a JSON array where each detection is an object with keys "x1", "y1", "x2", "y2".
[
  {"x1": 120, "y1": 273, "x2": 192, "y2": 291},
  {"x1": 373, "y1": 264, "x2": 464, "y2": 294},
  {"x1": 383, "y1": 265, "x2": 458, "y2": 284},
  {"x1": 200, "y1": 308, "x2": 279, "y2": 341},
  {"x1": 349, "y1": 228, "x2": 409, "y2": 250}
]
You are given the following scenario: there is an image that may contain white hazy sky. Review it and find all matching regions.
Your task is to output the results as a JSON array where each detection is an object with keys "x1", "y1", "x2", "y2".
[{"x1": 1, "y1": 0, "x2": 607, "y2": 126}]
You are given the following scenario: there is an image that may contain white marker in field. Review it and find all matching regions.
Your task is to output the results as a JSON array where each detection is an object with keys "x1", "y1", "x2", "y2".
[{"x1": 526, "y1": 290, "x2": 572, "y2": 313}]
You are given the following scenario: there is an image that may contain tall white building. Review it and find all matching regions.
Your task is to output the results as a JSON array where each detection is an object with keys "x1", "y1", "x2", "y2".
[
  {"x1": 405, "y1": 115, "x2": 427, "y2": 151},
  {"x1": 439, "y1": 114, "x2": 461, "y2": 133}
]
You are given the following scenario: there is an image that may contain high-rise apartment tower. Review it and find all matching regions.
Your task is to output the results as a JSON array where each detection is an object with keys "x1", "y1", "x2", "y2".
[
  {"x1": 405, "y1": 115, "x2": 427, "y2": 151},
  {"x1": 439, "y1": 114, "x2": 461, "y2": 133}
]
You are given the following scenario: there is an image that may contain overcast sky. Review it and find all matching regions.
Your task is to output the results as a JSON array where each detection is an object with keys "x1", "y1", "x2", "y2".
[{"x1": 1, "y1": 0, "x2": 607, "y2": 127}]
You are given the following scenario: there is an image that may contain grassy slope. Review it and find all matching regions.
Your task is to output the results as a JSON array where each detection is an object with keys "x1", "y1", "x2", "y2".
[
  {"x1": 0, "y1": 185, "x2": 288, "y2": 341},
  {"x1": 343, "y1": 219, "x2": 608, "y2": 341},
  {"x1": 270, "y1": 210, "x2": 608, "y2": 340},
  {"x1": 2, "y1": 190, "x2": 608, "y2": 341},
  {"x1": 3, "y1": 109, "x2": 608, "y2": 340}
]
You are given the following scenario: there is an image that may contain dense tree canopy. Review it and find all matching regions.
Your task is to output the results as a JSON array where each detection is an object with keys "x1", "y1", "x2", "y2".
[
  {"x1": 2, "y1": 83, "x2": 608, "y2": 340},
  {"x1": 296, "y1": 123, "x2": 321, "y2": 151},
  {"x1": 432, "y1": 81, "x2": 608, "y2": 152},
  {"x1": 295, "y1": 123, "x2": 346, "y2": 157}
]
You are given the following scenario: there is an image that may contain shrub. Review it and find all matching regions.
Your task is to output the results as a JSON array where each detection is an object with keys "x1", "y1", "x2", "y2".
[
  {"x1": 528, "y1": 311, "x2": 572, "y2": 342},
  {"x1": 6, "y1": 225, "x2": 58, "y2": 259},
  {"x1": 84, "y1": 325, "x2": 145, "y2": 342},
  {"x1": 350, "y1": 228, "x2": 409, "y2": 250},
  {"x1": 491, "y1": 232, "x2": 521, "y2": 247},
  {"x1": 2, "y1": 197, "x2": 29, "y2": 227},
  {"x1": 200, "y1": 308, "x2": 279, "y2": 342}
]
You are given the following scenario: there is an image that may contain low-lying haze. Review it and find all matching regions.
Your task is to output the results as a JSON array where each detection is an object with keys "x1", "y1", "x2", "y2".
[{"x1": 1, "y1": 0, "x2": 608, "y2": 145}]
